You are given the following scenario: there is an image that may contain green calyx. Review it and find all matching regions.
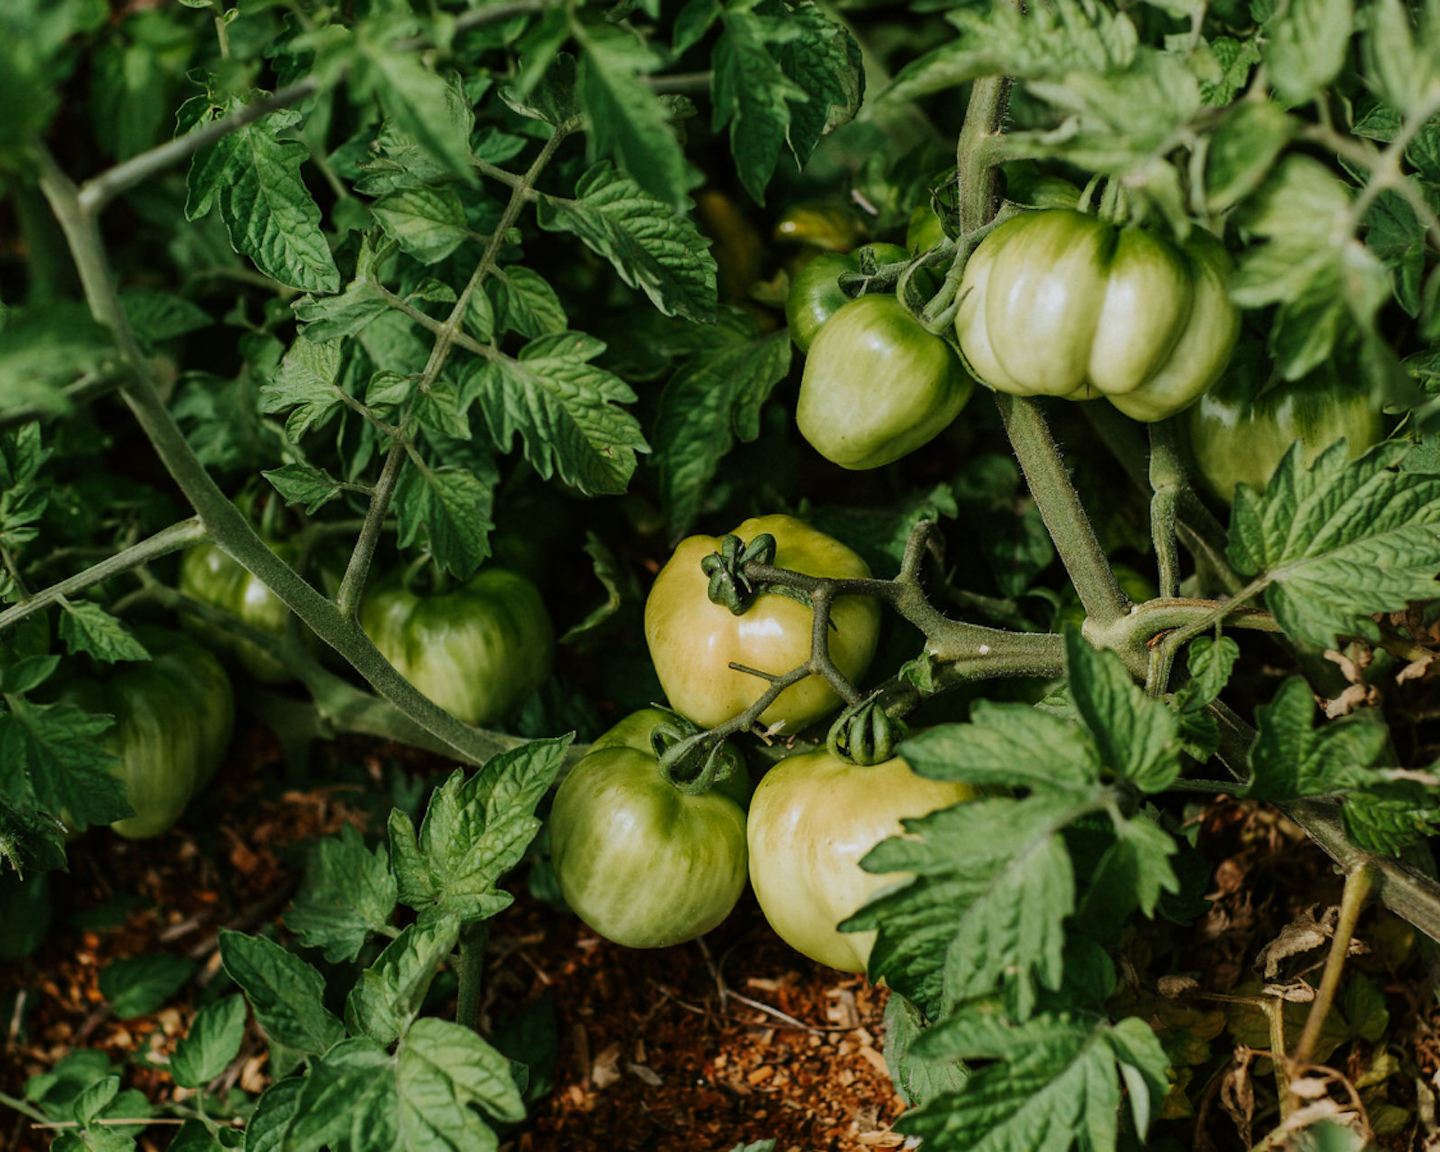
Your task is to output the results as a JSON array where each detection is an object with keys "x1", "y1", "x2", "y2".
[
  {"x1": 649, "y1": 717, "x2": 747, "y2": 796},
  {"x1": 826, "y1": 695, "x2": 908, "y2": 767},
  {"x1": 700, "y1": 532, "x2": 777, "y2": 615}
]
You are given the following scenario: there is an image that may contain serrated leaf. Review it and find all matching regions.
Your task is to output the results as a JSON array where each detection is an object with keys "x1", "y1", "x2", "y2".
[
  {"x1": 653, "y1": 312, "x2": 790, "y2": 538},
  {"x1": 285, "y1": 825, "x2": 398, "y2": 963},
  {"x1": 1243, "y1": 676, "x2": 1389, "y2": 801},
  {"x1": 388, "y1": 739, "x2": 570, "y2": 927},
  {"x1": 464, "y1": 333, "x2": 648, "y2": 497},
  {"x1": 218, "y1": 930, "x2": 344, "y2": 1057},
  {"x1": 900, "y1": 704, "x2": 1102, "y2": 792},
  {"x1": 1075, "y1": 812, "x2": 1180, "y2": 941},
  {"x1": 186, "y1": 101, "x2": 340, "y2": 293},
  {"x1": 246, "y1": 1078, "x2": 303, "y2": 1152},
  {"x1": 371, "y1": 186, "x2": 471, "y2": 265},
  {"x1": 1227, "y1": 440, "x2": 1440, "y2": 647},
  {"x1": 260, "y1": 334, "x2": 346, "y2": 441},
  {"x1": 98, "y1": 953, "x2": 196, "y2": 1019},
  {"x1": 412, "y1": 378, "x2": 472, "y2": 442},
  {"x1": 293, "y1": 281, "x2": 391, "y2": 343},
  {"x1": 850, "y1": 792, "x2": 1090, "y2": 1016},
  {"x1": 771, "y1": 0, "x2": 864, "y2": 168},
  {"x1": 352, "y1": 41, "x2": 475, "y2": 182},
  {"x1": 902, "y1": 1009, "x2": 1169, "y2": 1152},
  {"x1": 710, "y1": 1, "x2": 809, "y2": 203},
  {"x1": 57, "y1": 602, "x2": 150, "y2": 664},
  {"x1": 393, "y1": 458, "x2": 496, "y2": 580},
  {"x1": 171, "y1": 996, "x2": 247, "y2": 1089},
  {"x1": 578, "y1": 25, "x2": 687, "y2": 208},
  {"x1": 883, "y1": 993, "x2": 969, "y2": 1108},
  {"x1": 118, "y1": 289, "x2": 212, "y2": 350},
  {"x1": 348, "y1": 922, "x2": 459, "y2": 1047},
  {"x1": 561, "y1": 531, "x2": 638, "y2": 642},
  {"x1": 1263, "y1": 0, "x2": 1354, "y2": 105},
  {"x1": 0, "y1": 304, "x2": 115, "y2": 418},
  {"x1": 1179, "y1": 635, "x2": 1239, "y2": 711},
  {"x1": 489, "y1": 267, "x2": 567, "y2": 339},
  {"x1": 1066, "y1": 631, "x2": 1181, "y2": 794},
  {"x1": 536, "y1": 163, "x2": 717, "y2": 322},
  {"x1": 0, "y1": 698, "x2": 130, "y2": 829},
  {"x1": 264, "y1": 462, "x2": 344, "y2": 515}
]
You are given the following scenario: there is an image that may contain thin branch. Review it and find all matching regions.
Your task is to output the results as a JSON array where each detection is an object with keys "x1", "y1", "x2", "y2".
[
  {"x1": 0, "y1": 518, "x2": 206, "y2": 635},
  {"x1": 1291, "y1": 861, "x2": 1376, "y2": 1068},
  {"x1": 0, "y1": 365, "x2": 129, "y2": 431}
]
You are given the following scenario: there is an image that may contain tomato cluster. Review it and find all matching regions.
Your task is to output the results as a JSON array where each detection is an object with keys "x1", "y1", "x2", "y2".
[{"x1": 550, "y1": 513, "x2": 974, "y2": 972}]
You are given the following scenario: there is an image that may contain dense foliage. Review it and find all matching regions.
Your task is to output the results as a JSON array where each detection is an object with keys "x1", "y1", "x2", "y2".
[{"x1": 2, "y1": 0, "x2": 1440, "y2": 1148}]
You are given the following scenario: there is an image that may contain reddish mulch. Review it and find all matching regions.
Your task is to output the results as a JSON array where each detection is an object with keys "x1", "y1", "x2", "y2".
[{"x1": 0, "y1": 728, "x2": 905, "y2": 1152}]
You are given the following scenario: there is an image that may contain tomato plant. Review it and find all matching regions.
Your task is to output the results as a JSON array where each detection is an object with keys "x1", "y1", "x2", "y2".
[
  {"x1": 956, "y1": 209, "x2": 1240, "y2": 421},
  {"x1": 548, "y1": 708, "x2": 750, "y2": 948},
  {"x1": 179, "y1": 540, "x2": 301, "y2": 683},
  {"x1": 747, "y1": 749, "x2": 979, "y2": 972},
  {"x1": 644, "y1": 515, "x2": 881, "y2": 731},
  {"x1": 360, "y1": 568, "x2": 553, "y2": 727},
  {"x1": 797, "y1": 294, "x2": 975, "y2": 469},
  {"x1": 784, "y1": 242, "x2": 909, "y2": 353}
]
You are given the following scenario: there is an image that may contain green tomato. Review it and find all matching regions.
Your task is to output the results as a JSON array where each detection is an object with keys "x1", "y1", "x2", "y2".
[
  {"x1": 798, "y1": 295, "x2": 974, "y2": 470},
  {"x1": 785, "y1": 243, "x2": 910, "y2": 354},
  {"x1": 773, "y1": 202, "x2": 868, "y2": 252},
  {"x1": 956, "y1": 209, "x2": 1239, "y2": 422},
  {"x1": 549, "y1": 708, "x2": 751, "y2": 948},
  {"x1": 747, "y1": 749, "x2": 978, "y2": 972},
  {"x1": 1184, "y1": 367, "x2": 1386, "y2": 505},
  {"x1": 644, "y1": 515, "x2": 881, "y2": 732},
  {"x1": 360, "y1": 567, "x2": 553, "y2": 726},
  {"x1": 179, "y1": 541, "x2": 301, "y2": 684},
  {"x1": 63, "y1": 628, "x2": 235, "y2": 839}
]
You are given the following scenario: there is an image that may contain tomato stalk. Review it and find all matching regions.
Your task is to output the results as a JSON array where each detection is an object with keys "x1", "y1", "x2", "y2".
[{"x1": 455, "y1": 921, "x2": 489, "y2": 1034}]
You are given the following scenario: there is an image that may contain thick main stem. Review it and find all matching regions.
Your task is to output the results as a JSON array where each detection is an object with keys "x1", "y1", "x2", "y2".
[
  {"x1": 994, "y1": 394, "x2": 1132, "y2": 633},
  {"x1": 455, "y1": 921, "x2": 490, "y2": 1034}
]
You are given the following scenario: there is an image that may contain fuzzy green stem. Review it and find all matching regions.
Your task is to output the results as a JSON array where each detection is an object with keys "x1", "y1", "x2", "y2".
[
  {"x1": 994, "y1": 394, "x2": 1132, "y2": 637},
  {"x1": 955, "y1": 77, "x2": 1012, "y2": 234},
  {"x1": 456, "y1": 922, "x2": 490, "y2": 1033}
]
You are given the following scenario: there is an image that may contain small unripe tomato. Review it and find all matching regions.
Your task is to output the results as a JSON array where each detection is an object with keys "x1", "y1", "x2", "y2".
[
  {"x1": 785, "y1": 243, "x2": 910, "y2": 354},
  {"x1": 798, "y1": 295, "x2": 974, "y2": 470},
  {"x1": 179, "y1": 541, "x2": 300, "y2": 684},
  {"x1": 1184, "y1": 367, "x2": 1386, "y2": 505},
  {"x1": 549, "y1": 709, "x2": 751, "y2": 948},
  {"x1": 644, "y1": 515, "x2": 881, "y2": 732},
  {"x1": 747, "y1": 749, "x2": 978, "y2": 972},
  {"x1": 956, "y1": 209, "x2": 1239, "y2": 422},
  {"x1": 360, "y1": 567, "x2": 553, "y2": 726}
]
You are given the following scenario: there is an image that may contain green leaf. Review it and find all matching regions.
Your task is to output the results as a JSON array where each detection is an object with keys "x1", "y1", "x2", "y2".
[
  {"x1": 883, "y1": 0, "x2": 1138, "y2": 102},
  {"x1": 1075, "y1": 812, "x2": 1180, "y2": 940},
  {"x1": 1263, "y1": 0, "x2": 1354, "y2": 104},
  {"x1": 264, "y1": 462, "x2": 344, "y2": 515},
  {"x1": 185, "y1": 101, "x2": 341, "y2": 293},
  {"x1": 294, "y1": 281, "x2": 392, "y2": 344},
  {"x1": 118, "y1": 289, "x2": 212, "y2": 350},
  {"x1": 285, "y1": 825, "x2": 398, "y2": 963},
  {"x1": 1243, "y1": 676, "x2": 1389, "y2": 801},
  {"x1": 393, "y1": 458, "x2": 496, "y2": 581},
  {"x1": 412, "y1": 378, "x2": 472, "y2": 443},
  {"x1": 351, "y1": 40, "x2": 475, "y2": 183},
  {"x1": 0, "y1": 697, "x2": 131, "y2": 829},
  {"x1": 489, "y1": 268, "x2": 568, "y2": 339},
  {"x1": 463, "y1": 332, "x2": 649, "y2": 497},
  {"x1": 770, "y1": 0, "x2": 864, "y2": 169},
  {"x1": 1227, "y1": 440, "x2": 1440, "y2": 647},
  {"x1": 171, "y1": 996, "x2": 248, "y2": 1089},
  {"x1": 578, "y1": 24, "x2": 688, "y2": 208},
  {"x1": 1066, "y1": 631, "x2": 1181, "y2": 794},
  {"x1": 951, "y1": 454, "x2": 1056, "y2": 599},
  {"x1": 536, "y1": 163, "x2": 718, "y2": 323},
  {"x1": 900, "y1": 704, "x2": 1102, "y2": 792},
  {"x1": 884, "y1": 993, "x2": 969, "y2": 1108},
  {"x1": 347, "y1": 922, "x2": 459, "y2": 1046},
  {"x1": 902, "y1": 1009, "x2": 1169, "y2": 1152},
  {"x1": 849, "y1": 792, "x2": 1089, "y2": 1017},
  {"x1": 1361, "y1": 0, "x2": 1440, "y2": 120},
  {"x1": 710, "y1": 1, "x2": 809, "y2": 203},
  {"x1": 218, "y1": 930, "x2": 345, "y2": 1057},
  {"x1": 57, "y1": 602, "x2": 150, "y2": 664},
  {"x1": 652, "y1": 311, "x2": 791, "y2": 538},
  {"x1": 246, "y1": 1078, "x2": 304, "y2": 1152},
  {"x1": 1178, "y1": 636, "x2": 1239, "y2": 712},
  {"x1": 260, "y1": 334, "x2": 346, "y2": 441},
  {"x1": 172, "y1": 368, "x2": 282, "y2": 475},
  {"x1": 0, "y1": 304, "x2": 114, "y2": 419},
  {"x1": 283, "y1": 1018, "x2": 524, "y2": 1152},
  {"x1": 388, "y1": 738, "x2": 570, "y2": 927},
  {"x1": 98, "y1": 953, "x2": 196, "y2": 1019},
  {"x1": 371, "y1": 186, "x2": 472, "y2": 265},
  {"x1": 1205, "y1": 101, "x2": 1296, "y2": 213}
]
